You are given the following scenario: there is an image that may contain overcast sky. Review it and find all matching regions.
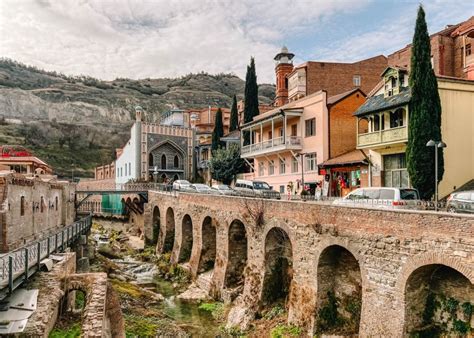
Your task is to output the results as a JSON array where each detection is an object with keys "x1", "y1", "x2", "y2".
[{"x1": 1, "y1": 0, "x2": 473, "y2": 83}]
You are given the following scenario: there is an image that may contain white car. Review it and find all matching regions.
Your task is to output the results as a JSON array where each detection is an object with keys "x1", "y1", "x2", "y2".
[
  {"x1": 332, "y1": 187, "x2": 421, "y2": 210},
  {"x1": 234, "y1": 179, "x2": 281, "y2": 199},
  {"x1": 211, "y1": 184, "x2": 235, "y2": 195},
  {"x1": 172, "y1": 179, "x2": 191, "y2": 191}
]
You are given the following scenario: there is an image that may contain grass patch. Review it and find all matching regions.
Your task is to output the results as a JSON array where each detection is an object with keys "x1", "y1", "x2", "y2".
[
  {"x1": 49, "y1": 322, "x2": 81, "y2": 338},
  {"x1": 124, "y1": 314, "x2": 159, "y2": 337},
  {"x1": 198, "y1": 302, "x2": 225, "y2": 320},
  {"x1": 111, "y1": 279, "x2": 148, "y2": 300},
  {"x1": 270, "y1": 324, "x2": 302, "y2": 338}
]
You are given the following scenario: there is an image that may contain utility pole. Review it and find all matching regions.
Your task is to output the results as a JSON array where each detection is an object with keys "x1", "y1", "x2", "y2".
[{"x1": 426, "y1": 140, "x2": 447, "y2": 211}]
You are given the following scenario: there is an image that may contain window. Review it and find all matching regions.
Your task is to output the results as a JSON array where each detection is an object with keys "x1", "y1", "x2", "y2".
[
  {"x1": 306, "y1": 153, "x2": 317, "y2": 172},
  {"x1": 292, "y1": 157, "x2": 299, "y2": 173},
  {"x1": 258, "y1": 162, "x2": 265, "y2": 176},
  {"x1": 149, "y1": 153, "x2": 154, "y2": 167},
  {"x1": 40, "y1": 197, "x2": 44, "y2": 213},
  {"x1": 174, "y1": 155, "x2": 179, "y2": 168},
  {"x1": 269, "y1": 160, "x2": 275, "y2": 175},
  {"x1": 129, "y1": 163, "x2": 131, "y2": 175},
  {"x1": 383, "y1": 153, "x2": 409, "y2": 188},
  {"x1": 20, "y1": 196, "x2": 25, "y2": 216},
  {"x1": 353, "y1": 75, "x2": 361, "y2": 87},
  {"x1": 55, "y1": 196, "x2": 58, "y2": 211},
  {"x1": 161, "y1": 155, "x2": 167, "y2": 169},
  {"x1": 279, "y1": 185, "x2": 285, "y2": 193},
  {"x1": 390, "y1": 109, "x2": 404, "y2": 128},
  {"x1": 279, "y1": 158, "x2": 286, "y2": 174},
  {"x1": 305, "y1": 118, "x2": 316, "y2": 137},
  {"x1": 268, "y1": 131, "x2": 273, "y2": 140},
  {"x1": 466, "y1": 44, "x2": 472, "y2": 56}
]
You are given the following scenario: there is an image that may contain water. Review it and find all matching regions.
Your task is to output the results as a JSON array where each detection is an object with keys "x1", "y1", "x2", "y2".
[{"x1": 115, "y1": 258, "x2": 222, "y2": 337}]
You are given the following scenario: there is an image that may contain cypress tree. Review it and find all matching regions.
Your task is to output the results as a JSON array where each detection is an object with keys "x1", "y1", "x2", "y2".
[
  {"x1": 230, "y1": 94, "x2": 239, "y2": 132},
  {"x1": 243, "y1": 57, "x2": 260, "y2": 145},
  {"x1": 211, "y1": 108, "x2": 224, "y2": 152},
  {"x1": 406, "y1": 5, "x2": 444, "y2": 200}
]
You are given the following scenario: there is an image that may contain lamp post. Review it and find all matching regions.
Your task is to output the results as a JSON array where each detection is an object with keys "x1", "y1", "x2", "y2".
[
  {"x1": 299, "y1": 153, "x2": 306, "y2": 192},
  {"x1": 426, "y1": 139, "x2": 447, "y2": 211}
]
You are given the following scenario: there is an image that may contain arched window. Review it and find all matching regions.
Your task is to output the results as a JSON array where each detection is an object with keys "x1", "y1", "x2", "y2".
[
  {"x1": 161, "y1": 154, "x2": 167, "y2": 169},
  {"x1": 149, "y1": 153, "x2": 154, "y2": 167},
  {"x1": 390, "y1": 108, "x2": 405, "y2": 128},
  {"x1": 55, "y1": 196, "x2": 58, "y2": 211},
  {"x1": 40, "y1": 197, "x2": 44, "y2": 213},
  {"x1": 174, "y1": 155, "x2": 179, "y2": 168},
  {"x1": 20, "y1": 196, "x2": 25, "y2": 216}
]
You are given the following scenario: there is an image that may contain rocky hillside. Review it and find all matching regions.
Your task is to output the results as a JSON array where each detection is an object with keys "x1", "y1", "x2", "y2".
[{"x1": 0, "y1": 58, "x2": 275, "y2": 177}]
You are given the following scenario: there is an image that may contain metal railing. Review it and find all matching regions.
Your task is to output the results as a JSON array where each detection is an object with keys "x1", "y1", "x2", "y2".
[
  {"x1": 0, "y1": 214, "x2": 92, "y2": 298},
  {"x1": 241, "y1": 136, "x2": 302, "y2": 154}
]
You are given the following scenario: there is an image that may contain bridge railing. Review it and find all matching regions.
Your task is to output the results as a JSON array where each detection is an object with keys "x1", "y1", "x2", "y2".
[
  {"x1": 0, "y1": 214, "x2": 92, "y2": 297},
  {"x1": 76, "y1": 182, "x2": 175, "y2": 193}
]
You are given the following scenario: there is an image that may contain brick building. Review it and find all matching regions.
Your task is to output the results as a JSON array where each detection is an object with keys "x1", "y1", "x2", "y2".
[
  {"x1": 273, "y1": 46, "x2": 387, "y2": 106},
  {"x1": 0, "y1": 172, "x2": 76, "y2": 252},
  {"x1": 388, "y1": 16, "x2": 474, "y2": 80}
]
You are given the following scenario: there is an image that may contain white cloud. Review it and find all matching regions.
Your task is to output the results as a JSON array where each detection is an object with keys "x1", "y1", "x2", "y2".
[
  {"x1": 0, "y1": 0, "x2": 471, "y2": 84},
  {"x1": 0, "y1": 0, "x2": 363, "y2": 83}
]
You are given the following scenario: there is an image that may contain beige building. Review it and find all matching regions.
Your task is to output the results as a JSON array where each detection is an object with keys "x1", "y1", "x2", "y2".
[{"x1": 354, "y1": 66, "x2": 474, "y2": 197}]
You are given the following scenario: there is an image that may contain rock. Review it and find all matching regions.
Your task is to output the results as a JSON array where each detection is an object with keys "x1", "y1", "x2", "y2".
[
  {"x1": 176, "y1": 284, "x2": 210, "y2": 302},
  {"x1": 109, "y1": 273, "x2": 127, "y2": 282},
  {"x1": 98, "y1": 245, "x2": 123, "y2": 259}
]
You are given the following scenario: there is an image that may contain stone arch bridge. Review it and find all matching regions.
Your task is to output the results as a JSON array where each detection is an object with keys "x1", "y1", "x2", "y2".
[{"x1": 145, "y1": 191, "x2": 474, "y2": 336}]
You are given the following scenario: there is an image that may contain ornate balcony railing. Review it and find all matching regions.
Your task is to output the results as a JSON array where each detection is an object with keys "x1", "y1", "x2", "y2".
[
  {"x1": 357, "y1": 126, "x2": 408, "y2": 148},
  {"x1": 241, "y1": 136, "x2": 302, "y2": 157}
]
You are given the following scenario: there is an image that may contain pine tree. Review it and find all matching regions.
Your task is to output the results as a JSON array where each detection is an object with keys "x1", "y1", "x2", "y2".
[
  {"x1": 211, "y1": 108, "x2": 224, "y2": 152},
  {"x1": 230, "y1": 94, "x2": 239, "y2": 132},
  {"x1": 406, "y1": 5, "x2": 444, "y2": 200},
  {"x1": 243, "y1": 57, "x2": 260, "y2": 145}
]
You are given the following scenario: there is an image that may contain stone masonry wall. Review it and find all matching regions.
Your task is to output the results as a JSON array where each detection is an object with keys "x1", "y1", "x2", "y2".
[{"x1": 146, "y1": 191, "x2": 474, "y2": 336}]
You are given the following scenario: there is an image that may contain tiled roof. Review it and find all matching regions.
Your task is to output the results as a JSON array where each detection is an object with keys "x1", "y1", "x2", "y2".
[
  {"x1": 353, "y1": 86, "x2": 411, "y2": 116},
  {"x1": 320, "y1": 149, "x2": 368, "y2": 167}
]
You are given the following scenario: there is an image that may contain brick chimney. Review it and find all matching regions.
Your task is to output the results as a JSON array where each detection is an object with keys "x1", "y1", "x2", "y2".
[{"x1": 274, "y1": 46, "x2": 294, "y2": 107}]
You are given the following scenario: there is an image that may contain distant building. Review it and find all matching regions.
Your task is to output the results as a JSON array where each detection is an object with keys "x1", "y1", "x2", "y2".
[
  {"x1": 388, "y1": 16, "x2": 474, "y2": 80},
  {"x1": 236, "y1": 99, "x2": 273, "y2": 124},
  {"x1": 273, "y1": 46, "x2": 387, "y2": 106},
  {"x1": 354, "y1": 66, "x2": 474, "y2": 197},
  {"x1": 0, "y1": 145, "x2": 53, "y2": 175},
  {"x1": 115, "y1": 106, "x2": 194, "y2": 184},
  {"x1": 159, "y1": 108, "x2": 189, "y2": 127}
]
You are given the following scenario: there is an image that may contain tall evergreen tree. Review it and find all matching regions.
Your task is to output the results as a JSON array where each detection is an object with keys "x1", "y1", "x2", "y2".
[
  {"x1": 406, "y1": 5, "x2": 444, "y2": 200},
  {"x1": 230, "y1": 94, "x2": 239, "y2": 132},
  {"x1": 211, "y1": 108, "x2": 224, "y2": 152},
  {"x1": 243, "y1": 57, "x2": 260, "y2": 145}
]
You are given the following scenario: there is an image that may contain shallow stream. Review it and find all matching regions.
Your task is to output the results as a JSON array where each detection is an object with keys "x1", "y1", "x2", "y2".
[{"x1": 116, "y1": 258, "x2": 221, "y2": 337}]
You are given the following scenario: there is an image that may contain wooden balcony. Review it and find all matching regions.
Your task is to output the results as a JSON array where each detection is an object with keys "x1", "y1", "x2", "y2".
[{"x1": 357, "y1": 126, "x2": 408, "y2": 148}]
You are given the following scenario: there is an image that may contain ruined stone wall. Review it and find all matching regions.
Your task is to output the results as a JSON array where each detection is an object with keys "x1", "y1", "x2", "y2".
[
  {"x1": 146, "y1": 192, "x2": 474, "y2": 336},
  {"x1": 0, "y1": 174, "x2": 76, "y2": 252}
]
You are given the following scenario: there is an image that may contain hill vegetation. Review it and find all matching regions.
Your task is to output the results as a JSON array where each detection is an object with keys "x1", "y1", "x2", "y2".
[{"x1": 0, "y1": 58, "x2": 275, "y2": 177}]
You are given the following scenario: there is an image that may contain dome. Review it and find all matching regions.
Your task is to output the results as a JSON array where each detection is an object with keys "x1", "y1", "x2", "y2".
[
  {"x1": 281, "y1": 46, "x2": 289, "y2": 53},
  {"x1": 135, "y1": 105, "x2": 143, "y2": 112}
]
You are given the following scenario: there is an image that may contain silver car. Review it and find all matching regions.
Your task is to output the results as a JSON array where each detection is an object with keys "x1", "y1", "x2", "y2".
[
  {"x1": 190, "y1": 184, "x2": 216, "y2": 194},
  {"x1": 333, "y1": 187, "x2": 421, "y2": 210},
  {"x1": 172, "y1": 180, "x2": 191, "y2": 191},
  {"x1": 211, "y1": 184, "x2": 235, "y2": 195}
]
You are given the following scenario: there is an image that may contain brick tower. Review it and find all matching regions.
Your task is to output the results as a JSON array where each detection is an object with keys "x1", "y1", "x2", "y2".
[{"x1": 274, "y1": 46, "x2": 295, "y2": 107}]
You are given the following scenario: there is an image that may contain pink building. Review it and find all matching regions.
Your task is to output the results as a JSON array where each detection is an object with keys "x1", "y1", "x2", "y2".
[{"x1": 240, "y1": 88, "x2": 366, "y2": 195}]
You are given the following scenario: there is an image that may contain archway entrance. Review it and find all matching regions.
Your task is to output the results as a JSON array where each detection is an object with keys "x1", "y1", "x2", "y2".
[
  {"x1": 225, "y1": 220, "x2": 247, "y2": 288},
  {"x1": 179, "y1": 214, "x2": 193, "y2": 263},
  {"x1": 198, "y1": 216, "x2": 216, "y2": 273},
  {"x1": 151, "y1": 206, "x2": 160, "y2": 246},
  {"x1": 404, "y1": 264, "x2": 474, "y2": 337},
  {"x1": 261, "y1": 227, "x2": 293, "y2": 306},
  {"x1": 315, "y1": 245, "x2": 362, "y2": 335},
  {"x1": 163, "y1": 207, "x2": 175, "y2": 253}
]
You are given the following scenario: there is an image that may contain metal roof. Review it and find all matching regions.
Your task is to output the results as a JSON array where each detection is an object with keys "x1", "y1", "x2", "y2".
[{"x1": 353, "y1": 87, "x2": 411, "y2": 117}]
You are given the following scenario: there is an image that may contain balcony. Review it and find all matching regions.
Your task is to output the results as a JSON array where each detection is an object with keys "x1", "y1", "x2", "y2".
[
  {"x1": 149, "y1": 164, "x2": 184, "y2": 172},
  {"x1": 241, "y1": 136, "x2": 302, "y2": 158},
  {"x1": 357, "y1": 126, "x2": 408, "y2": 148},
  {"x1": 288, "y1": 84, "x2": 306, "y2": 100}
]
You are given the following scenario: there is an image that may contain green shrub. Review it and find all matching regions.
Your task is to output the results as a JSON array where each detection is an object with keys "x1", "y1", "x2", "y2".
[{"x1": 270, "y1": 324, "x2": 301, "y2": 338}]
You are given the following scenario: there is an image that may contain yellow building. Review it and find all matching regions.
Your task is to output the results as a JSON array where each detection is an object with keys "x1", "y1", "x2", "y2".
[{"x1": 354, "y1": 66, "x2": 474, "y2": 197}]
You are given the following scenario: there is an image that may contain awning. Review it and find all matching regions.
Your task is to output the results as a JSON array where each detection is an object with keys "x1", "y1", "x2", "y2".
[{"x1": 319, "y1": 149, "x2": 369, "y2": 168}]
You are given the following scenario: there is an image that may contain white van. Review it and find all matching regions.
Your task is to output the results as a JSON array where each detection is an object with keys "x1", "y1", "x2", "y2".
[{"x1": 332, "y1": 187, "x2": 421, "y2": 210}]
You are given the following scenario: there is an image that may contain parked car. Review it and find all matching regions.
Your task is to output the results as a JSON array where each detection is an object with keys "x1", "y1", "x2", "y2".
[
  {"x1": 189, "y1": 184, "x2": 216, "y2": 194},
  {"x1": 211, "y1": 184, "x2": 235, "y2": 195},
  {"x1": 234, "y1": 179, "x2": 281, "y2": 199},
  {"x1": 173, "y1": 180, "x2": 191, "y2": 191},
  {"x1": 446, "y1": 190, "x2": 474, "y2": 214},
  {"x1": 332, "y1": 187, "x2": 421, "y2": 210}
]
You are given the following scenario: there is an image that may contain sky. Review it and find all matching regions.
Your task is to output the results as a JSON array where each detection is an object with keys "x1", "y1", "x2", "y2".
[{"x1": 1, "y1": 0, "x2": 473, "y2": 84}]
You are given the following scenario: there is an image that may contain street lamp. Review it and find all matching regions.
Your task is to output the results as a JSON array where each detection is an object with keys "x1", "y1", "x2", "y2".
[
  {"x1": 298, "y1": 153, "x2": 306, "y2": 191},
  {"x1": 426, "y1": 139, "x2": 447, "y2": 211}
]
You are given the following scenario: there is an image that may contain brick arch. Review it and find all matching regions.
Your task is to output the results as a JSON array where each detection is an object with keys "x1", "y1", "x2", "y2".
[
  {"x1": 223, "y1": 218, "x2": 249, "y2": 289},
  {"x1": 262, "y1": 218, "x2": 296, "y2": 249},
  {"x1": 396, "y1": 251, "x2": 474, "y2": 293},
  {"x1": 315, "y1": 238, "x2": 370, "y2": 290}
]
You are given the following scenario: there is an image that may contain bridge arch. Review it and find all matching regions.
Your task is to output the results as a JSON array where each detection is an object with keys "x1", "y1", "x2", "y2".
[
  {"x1": 157, "y1": 207, "x2": 176, "y2": 254},
  {"x1": 396, "y1": 252, "x2": 474, "y2": 336},
  {"x1": 224, "y1": 219, "x2": 248, "y2": 289},
  {"x1": 151, "y1": 206, "x2": 160, "y2": 246},
  {"x1": 178, "y1": 214, "x2": 194, "y2": 263},
  {"x1": 261, "y1": 225, "x2": 294, "y2": 307},
  {"x1": 198, "y1": 216, "x2": 217, "y2": 274},
  {"x1": 315, "y1": 244, "x2": 362, "y2": 335}
]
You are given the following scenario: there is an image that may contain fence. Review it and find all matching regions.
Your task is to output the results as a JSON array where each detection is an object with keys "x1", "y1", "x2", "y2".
[{"x1": 0, "y1": 214, "x2": 92, "y2": 298}]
